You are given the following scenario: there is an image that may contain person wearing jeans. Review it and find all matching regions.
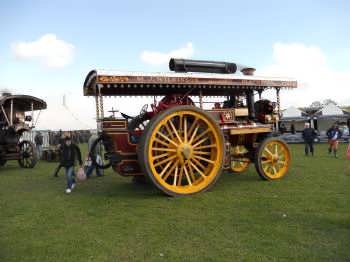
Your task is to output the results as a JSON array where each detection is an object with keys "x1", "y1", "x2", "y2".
[
  {"x1": 60, "y1": 136, "x2": 83, "y2": 194},
  {"x1": 327, "y1": 124, "x2": 343, "y2": 158},
  {"x1": 65, "y1": 166, "x2": 75, "y2": 190},
  {"x1": 85, "y1": 158, "x2": 102, "y2": 178}
]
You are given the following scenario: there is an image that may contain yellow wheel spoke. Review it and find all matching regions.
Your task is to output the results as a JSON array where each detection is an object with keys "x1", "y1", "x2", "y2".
[
  {"x1": 261, "y1": 159, "x2": 272, "y2": 164},
  {"x1": 193, "y1": 155, "x2": 215, "y2": 164},
  {"x1": 173, "y1": 165, "x2": 179, "y2": 186},
  {"x1": 159, "y1": 160, "x2": 174, "y2": 177},
  {"x1": 192, "y1": 136, "x2": 210, "y2": 148},
  {"x1": 179, "y1": 115, "x2": 183, "y2": 137},
  {"x1": 193, "y1": 151, "x2": 211, "y2": 156},
  {"x1": 154, "y1": 138, "x2": 170, "y2": 147},
  {"x1": 163, "y1": 160, "x2": 179, "y2": 181},
  {"x1": 168, "y1": 120, "x2": 182, "y2": 143},
  {"x1": 264, "y1": 147, "x2": 273, "y2": 156},
  {"x1": 263, "y1": 165, "x2": 270, "y2": 174},
  {"x1": 157, "y1": 132, "x2": 178, "y2": 147},
  {"x1": 191, "y1": 157, "x2": 207, "y2": 172},
  {"x1": 187, "y1": 161, "x2": 196, "y2": 182},
  {"x1": 189, "y1": 125, "x2": 199, "y2": 144},
  {"x1": 152, "y1": 152, "x2": 169, "y2": 161},
  {"x1": 188, "y1": 118, "x2": 199, "y2": 138},
  {"x1": 274, "y1": 144, "x2": 279, "y2": 155},
  {"x1": 183, "y1": 165, "x2": 192, "y2": 186},
  {"x1": 152, "y1": 147, "x2": 176, "y2": 152},
  {"x1": 164, "y1": 122, "x2": 175, "y2": 140},
  {"x1": 195, "y1": 144, "x2": 216, "y2": 150},
  {"x1": 177, "y1": 166, "x2": 184, "y2": 186},
  {"x1": 190, "y1": 161, "x2": 206, "y2": 179},
  {"x1": 272, "y1": 166, "x2": 277, "y2": 175},
  {"x1": 191, "y1": 129, "x2": 210, "y2": 144},
  {"x1": 154, "y1": 155, "x2": 177, "y2": 168}
]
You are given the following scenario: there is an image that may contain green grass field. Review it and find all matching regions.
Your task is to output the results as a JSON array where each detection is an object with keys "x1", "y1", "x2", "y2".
[{"x1": 0, "y1": 144, "x2": 349, "y2": 261}]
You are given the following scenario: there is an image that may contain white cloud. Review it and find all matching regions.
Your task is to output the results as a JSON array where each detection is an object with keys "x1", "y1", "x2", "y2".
[
  {"x1": 12, "y1": 34, "x2": 75, "y2": 68},
  {"x1": 260, "y1": 42, "x2": 350, "y2": 107},
  {"x1": 140, "y1": 42, "x2": 194, "y2": 66}
]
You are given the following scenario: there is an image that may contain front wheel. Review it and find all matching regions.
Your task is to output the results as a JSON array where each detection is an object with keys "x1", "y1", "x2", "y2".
[
  {"x1": 138, "y1": 106, "x2": 225, "y2": 196},
  {"x1": 254, "y1": 137, "x2": 291, "y2": 180},
  {"x1": 18, "y1": 140, "x2": 37, "y2": 168}
]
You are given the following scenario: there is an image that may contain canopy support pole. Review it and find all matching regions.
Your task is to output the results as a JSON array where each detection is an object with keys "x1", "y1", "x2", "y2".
[
  {"x1": 31, "y1": 102, "x2": 34, "y2": 128},
  {"x1": 1, "y1": 106, "x2": 10, "y2": 126},
  {"x1": 10, "y1": 99, "x2": 13, "y2": 126},
  {"x1": 276, "y1": 87, "x2": 281, "y2": 118},
  {"x1": 276, "y1": 87, "x2": 281, "y2": 131},
  {"x1": 199, "y1": 90, "x2": 203, "y2": 109}
]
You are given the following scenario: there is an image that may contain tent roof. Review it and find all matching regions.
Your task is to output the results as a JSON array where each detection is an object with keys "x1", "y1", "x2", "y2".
[
  {"x1": 282, "y1": 106, "x2": 307, "y2": 119},
  {"x1": 315, "y1": 103, "x2": 345, "y2": 116}
]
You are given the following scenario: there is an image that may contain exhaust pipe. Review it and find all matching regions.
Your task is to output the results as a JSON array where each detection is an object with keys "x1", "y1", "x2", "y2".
[{"x1": 169, "y1": 58, "x2": 237, "y2": 74}]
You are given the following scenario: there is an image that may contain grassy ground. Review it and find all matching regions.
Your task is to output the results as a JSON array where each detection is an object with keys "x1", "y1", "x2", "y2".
[{"x1": 0, "y1": 144, "x2": 349, "y2": 261}]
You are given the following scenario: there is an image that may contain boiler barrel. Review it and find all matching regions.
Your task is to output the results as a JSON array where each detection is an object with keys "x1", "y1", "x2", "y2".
[{"x1": 169, "y1": 58, "x2": 237, "y2": 74}]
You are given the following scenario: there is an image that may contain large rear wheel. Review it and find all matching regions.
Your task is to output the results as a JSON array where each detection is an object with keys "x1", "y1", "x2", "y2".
[
  {"x1": 255, "y1": 137, "x2": 290, "y2": 180},
  {"x1": 138, "y1": 106, "x2": 225, "y2": 196}
]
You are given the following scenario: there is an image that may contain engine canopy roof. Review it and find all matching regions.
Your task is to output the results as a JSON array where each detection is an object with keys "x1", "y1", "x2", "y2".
[{"x1": 83, "y1": 70, "x2": 297, "y2": 97}]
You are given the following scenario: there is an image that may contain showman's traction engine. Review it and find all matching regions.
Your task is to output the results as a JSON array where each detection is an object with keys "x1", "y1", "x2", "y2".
[{"x1": 84, "y1": 58, "x2": 297, "y2": 196}]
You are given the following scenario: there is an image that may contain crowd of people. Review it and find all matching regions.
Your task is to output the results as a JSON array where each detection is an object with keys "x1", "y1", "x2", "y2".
[
  {"x1": 48, "y1": 130, "x2": 91, "y2": 146},
  {"x1": 34, "y1": 129, "x2": 102, "y2": 194},
  {"x1": 33, "y1": 122, "x2": 349, "y2": 194}
]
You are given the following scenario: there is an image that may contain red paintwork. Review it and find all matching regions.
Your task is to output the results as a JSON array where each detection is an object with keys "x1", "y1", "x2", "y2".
[
  {"x1": 102, "y1": 95, "x2": 272, "y2": 177},
  {"x1": 149, "y1": 94, "x2": 194, "y2": 117}
]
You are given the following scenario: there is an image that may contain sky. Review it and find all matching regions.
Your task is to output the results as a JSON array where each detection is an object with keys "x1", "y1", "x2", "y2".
[{"x1": 0, "y1": 0, "x2": 349, "y2": 130}]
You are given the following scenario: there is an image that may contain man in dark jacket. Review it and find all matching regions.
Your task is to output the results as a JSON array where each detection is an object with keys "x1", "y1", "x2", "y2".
[
  {"x1": 302, "y1": 123, "x2": 317, "y2": 156},
  {"x1": 60, "y1": 136, "x2": 83, "y2": 193},
  {"x1": 326, "y1": 124, "x2": 343, "y2": 158}
]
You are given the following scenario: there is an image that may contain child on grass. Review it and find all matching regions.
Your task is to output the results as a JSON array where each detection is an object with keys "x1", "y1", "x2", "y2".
[{"x1": 60, "y1": 136, "x2": 83, "y2": 193}]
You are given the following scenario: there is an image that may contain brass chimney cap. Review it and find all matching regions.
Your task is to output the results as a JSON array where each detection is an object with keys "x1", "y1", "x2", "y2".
[{"x1": 241, "y1": 67, "x2": 256, "y2": 76}]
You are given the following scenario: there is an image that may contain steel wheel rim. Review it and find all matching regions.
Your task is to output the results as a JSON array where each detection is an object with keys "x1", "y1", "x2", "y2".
[
  {"x1": 259, "y1": 140, "x2": 290, "y2": 179},
  {"x1": 148, "y1": 110, "x2": 223, "y2": 194}
]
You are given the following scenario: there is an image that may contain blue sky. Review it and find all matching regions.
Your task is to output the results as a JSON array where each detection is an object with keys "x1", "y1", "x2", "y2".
[{"x1": 0, "y1": 0, "x2": 349, "y2": 129}]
